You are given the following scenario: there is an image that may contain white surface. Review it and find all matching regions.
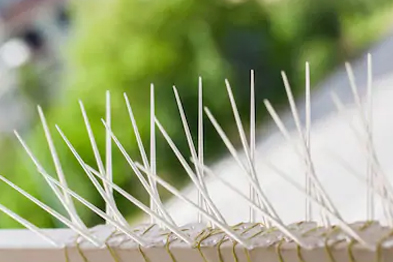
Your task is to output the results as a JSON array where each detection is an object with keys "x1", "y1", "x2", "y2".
[{"x1": 164, "y1": 29, "x2": 393, "y2": 226}]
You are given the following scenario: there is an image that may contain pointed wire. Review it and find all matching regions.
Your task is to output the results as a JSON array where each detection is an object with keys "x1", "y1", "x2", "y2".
[
  {"x1": 135, "y1": 163, "x2": 252, "y2": 249},
  {"x1": 79, "y1": 101, "x2": 120, "y2": 223},
  {"x1": 225, "y1": 79, "x2": 270, "y2": 215},
  {"x1": 330, "y1": 92, "x2": 393, "y2": 224},
  {"x1": 56, "y1": 124, "x2": 177, "y2": 245},
  {"x1": 264, "y1": 98, "x2": 330, "y2": 226},
  {"x1": 86, "y1": 164, "x2": 192, "y2": 245},
  {"x1": 37, "y1": 107, "x2": 86, "y2": 228},
  {"x1": 204, "y1": 107, "x2": 281, "y2": 224},
  {"x1": 105, "y1": 91, "x2": 114, "y2": 222},
  {"x1": 55, "y1": 125, "x2": 130, "y2": 228},
  {"x1": 305, "y1": 63, "x2": 313, "y2": 222},
  {"x1": 197, "y1": 77, "x2": 207, "y2": 223},
  {"x1": 79, "y1": 100, "x2": 106, "y2": 177},
  {"x1": 280, "y1": 71, "x2": 337, "y2": 226},
  {"x1": 123, "y1": 93, "x2": 150, "y2": 169},
  {"x1": 330, "y1": 92, "x2": 382, "y2": 162},
  {"x1": 14, "y1": 130, "x2": 86, "y2": 229},
  {"x1": 32, "y1": 163, "x2": 149, "y2": 247},
  {"x1": 173, "y1": 86, "x2": 208, "y2": 223},
  {"x1": 345, "y1": 61, "x2": 393, "y2": 220},
  {"x1": 56, "y1": 123, "x2": 176, "y2": 240},
  {"x1": 0, "y1": 173, "x2": 101, "y2": 247},
  {"x1": 0, "y1": 203, "x2": 61, "y2": 247},
  {"x1": 344, "y1": 62, "x2": 375, "y2": 141},
  {"x1": 124, "y1": 92, "x2": 165, "y2": 220},
  {"x1": 194, "y1": 162, "x2": 310, "y2": 249},
  {"x1": 366, "y1": 54, "x2": 375, "y2": 221},
  {"x1": 101, "y1": 119, "x2": 175, "y2": 225},
  {"x1": 155, "y1": 118, "x2": 226, "y2": 224},
  {"x1": 260, "y1": 162, "x2": 374, "y2": 249},
  {"x1": 249, "y1": 70, "x2": 257, "y2": 223},
  {"x1": 150, "y1": 84, "x2": 159, "y2": 223}
]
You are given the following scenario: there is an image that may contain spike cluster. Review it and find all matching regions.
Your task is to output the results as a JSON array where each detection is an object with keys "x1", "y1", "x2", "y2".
[{"x1": 0, "y1": 54, "x2": 392, "y2": 262}]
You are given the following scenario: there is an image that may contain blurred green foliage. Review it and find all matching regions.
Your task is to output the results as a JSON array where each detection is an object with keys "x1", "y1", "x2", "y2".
[{"x1": 0, "y1": 0, "x2": 392, "y2": 228}]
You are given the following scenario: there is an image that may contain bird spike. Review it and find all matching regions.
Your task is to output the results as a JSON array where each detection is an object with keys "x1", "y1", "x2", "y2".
[{"x1": 0, "y1": 55, "x2": 392, "y2": 262}]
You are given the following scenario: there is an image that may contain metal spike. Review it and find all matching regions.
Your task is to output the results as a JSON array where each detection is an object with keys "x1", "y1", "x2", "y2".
[
  {"x1": 33, "y1": 163, "x2": 149, "y2": 247},
  {"x1": 14, "y1": 130, "x2": 85, "y2": 229},
  {"x1": 263, "y1": 96, "x2": 339, "y2": 226},
  {"x1": 0, "y1": 173, "x2": 101, "y2": 246},
  {"x1": 225, "y1": 79, "x2": 279, "y2": 224},
  {"x1": 304, "y1": 63, "x2": 312, "y2": 222},
  {"x1": 155, "y1": 118, "x2": 226, "y2": 224},
  {"x1": 79, "y1": 101, "x2": 120, "y2": 223},
  {"x1": 172, "y1": 85, "x2": 207, "y2": 223},
  {"x1": 261, "y1": 161, "x2": 374, "y2": 249},
  {"x1": 204, "y1": 106, "x2": 281, "y2": 224},
  {"x1": 196, "y1": 162, "x2": 309, "y2": 249},
  {"x1": 86, "y1": 164, "x2": 193, "y2": 245},
  {"x1": 136, "y1": 163, "x2": 252, "y2": 249},
  {"x1": 101, "y1": 119, "x2": 175, "y2": 226},
  {"x1": 105, "y1": 91, "x2": 114, "y2": 222},
  {"x1": 198, "y1": 77, "x2": 208, "y2": 223},
  {"x1": 150, "y1": 84, "x2": 159, "y2": 222},
  {"x1": 37, "y1": 106, "x2": 85, "y2": 228},
  {"x1": 55, "y1": 125, "x2": 130, "y2": 228},
  {"x1": 0, "y1": 203, "x2": 61, "y2": 247},
  {"x1": 249, "y1": 70, "x2": 257, "y2": 223},
  {"x1": 345, "y1": 61, "x2": 393, "y2": 221}
]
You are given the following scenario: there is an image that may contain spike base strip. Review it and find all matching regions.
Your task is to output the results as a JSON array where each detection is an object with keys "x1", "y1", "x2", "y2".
[{"x1": 0, "y1": 222, "x2": 393, "y2": 262}]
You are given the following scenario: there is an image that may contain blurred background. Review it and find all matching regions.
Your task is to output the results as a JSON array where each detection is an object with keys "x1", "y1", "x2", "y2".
[{"x1": 0, "y1": 0, "x2": 392, "y2": 228}]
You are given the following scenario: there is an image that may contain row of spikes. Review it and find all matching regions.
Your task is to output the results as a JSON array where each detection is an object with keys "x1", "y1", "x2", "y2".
[{"x1": 0, "y1": 54, "x2": 389, "y2": 250}]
